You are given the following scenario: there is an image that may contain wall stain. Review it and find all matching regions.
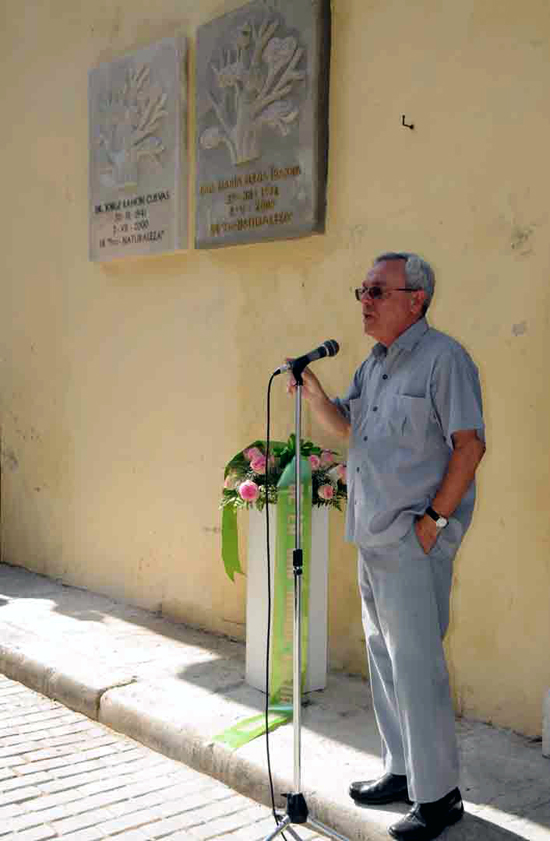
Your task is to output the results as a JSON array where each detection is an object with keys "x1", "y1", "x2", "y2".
[
  {"x1": 510, "y1": 224, "x2": 534, "y2": 256},
  {"x1": 512, "y1": 321, "x2": 527, "y2": 337},
  {"x1": 110, "y1": 6, "x2": 122, "y2": 42},
  {"x1": 1, "y1": 448, "x2": 19, "y2": 472}
]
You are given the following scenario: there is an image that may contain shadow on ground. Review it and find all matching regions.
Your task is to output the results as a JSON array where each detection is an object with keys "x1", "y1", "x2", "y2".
[{"x1": 1, "y1": 563, "x2": 549, "y2": 840}]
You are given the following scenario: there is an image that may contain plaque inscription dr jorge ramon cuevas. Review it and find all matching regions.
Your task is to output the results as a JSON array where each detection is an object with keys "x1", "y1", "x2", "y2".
[{"x1": 89, "y1": 37, "x2": 187, "y2": 261}]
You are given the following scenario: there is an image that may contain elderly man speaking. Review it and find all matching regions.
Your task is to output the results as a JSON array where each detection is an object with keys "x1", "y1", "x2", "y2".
[{"x1": 288, "y1": 253, "x2": 485, "y2": 841}]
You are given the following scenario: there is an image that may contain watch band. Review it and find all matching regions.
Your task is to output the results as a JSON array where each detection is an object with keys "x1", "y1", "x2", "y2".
[{"x1": 426, "y1": 506, "x2": 448, "y2": 528}]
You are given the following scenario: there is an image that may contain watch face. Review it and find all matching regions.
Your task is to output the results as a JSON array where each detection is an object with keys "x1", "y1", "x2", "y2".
[{"x1": 436, "y1": 517, "x2": 448, "y2": 528}]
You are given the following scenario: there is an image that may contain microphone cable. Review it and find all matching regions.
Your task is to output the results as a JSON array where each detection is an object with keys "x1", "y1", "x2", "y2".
[{"x1": 264, "y1": 372, "x2": 289, "y2": 839}]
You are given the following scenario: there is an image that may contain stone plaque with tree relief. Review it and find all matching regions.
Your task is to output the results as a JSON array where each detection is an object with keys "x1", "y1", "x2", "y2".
[
  {"x1": 89, "y1": 37, "x2": 187, "y2": 261},
  {"x1": 195, "y1": 0, "x2": 330, "y2": 249}
]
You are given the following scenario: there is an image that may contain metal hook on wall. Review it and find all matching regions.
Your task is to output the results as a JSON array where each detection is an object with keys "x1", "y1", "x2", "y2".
[{"x1": 402, "y1": 115, "x2": 414, "y2": 130}]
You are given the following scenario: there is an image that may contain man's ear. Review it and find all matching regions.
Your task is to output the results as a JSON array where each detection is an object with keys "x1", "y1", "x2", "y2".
[{"x1": 411, "y1": 290, "x2": 426, "y2": 314}]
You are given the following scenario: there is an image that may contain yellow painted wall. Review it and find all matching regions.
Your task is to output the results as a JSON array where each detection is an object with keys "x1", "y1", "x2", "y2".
[{"x1": 1, "y1": 0, "x2": 549, "y2": 736}]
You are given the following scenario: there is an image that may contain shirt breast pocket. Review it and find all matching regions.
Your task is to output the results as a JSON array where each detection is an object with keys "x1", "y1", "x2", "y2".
[{"x1": 391, "y1": 395, "x2": 432, "y2": 441}]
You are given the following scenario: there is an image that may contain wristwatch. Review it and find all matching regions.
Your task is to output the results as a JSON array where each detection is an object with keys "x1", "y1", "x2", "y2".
[{"x1": 426, "y1": 506, "x2": 448, "y2": 529}]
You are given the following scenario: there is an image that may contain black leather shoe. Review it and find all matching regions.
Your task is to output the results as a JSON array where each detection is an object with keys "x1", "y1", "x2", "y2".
[
  {"x1": 388, "y1": 787, "x2": 464, "y2": 840},
  {"x1": 349, "y1": 772, "x2": 410, "y2": 805}
]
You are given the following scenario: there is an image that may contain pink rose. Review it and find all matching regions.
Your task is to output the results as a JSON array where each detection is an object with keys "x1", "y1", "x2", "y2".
[
  {"x1": 239, "y1": 480, "x2": 260, "y2": 502},
  {"x1": 320, "y1": 450, "x2": 334, "y2": 466},
  {"x1": 244, "y1": 447, "x2": 263, "y2": 462},
  {"x1": 250, "y1": 455, "x2": 267, "y2": 474},
  {"x1": 318, "y1": 484, "x2": 334, "y2": 500},
  {"x1": 309, "y1": 454, "x2": 321, "y2": 470}
]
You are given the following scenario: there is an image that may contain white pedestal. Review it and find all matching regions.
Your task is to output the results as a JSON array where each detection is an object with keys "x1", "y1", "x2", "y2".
[{"x1": 245, "y1": 506, "x2": 328, "y2": 693}]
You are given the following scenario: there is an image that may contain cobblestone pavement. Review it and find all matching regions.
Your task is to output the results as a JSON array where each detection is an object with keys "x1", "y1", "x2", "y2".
[{"x1": 0, "y1": 675, "x2": 328, "y2": 840}]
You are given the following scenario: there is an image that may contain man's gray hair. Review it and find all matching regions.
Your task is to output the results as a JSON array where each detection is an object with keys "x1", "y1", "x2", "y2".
[{"x1": 374, "y1": 252, "x2": 435, "y2": 314}]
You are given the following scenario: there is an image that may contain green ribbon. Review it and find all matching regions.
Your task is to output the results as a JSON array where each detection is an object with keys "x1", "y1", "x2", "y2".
[
  {"x1": 269, "y1": 457, "x2": 312, "y2": 706},
  {"x1": 214, "y1": 457, "x2": 312, "y2": 749},
  {"x1": 221, "y1": 506, "x2": 242, "y2": 582},
  {"x1": 212, "y1": 709, "x2": 291, "y2": 750}
]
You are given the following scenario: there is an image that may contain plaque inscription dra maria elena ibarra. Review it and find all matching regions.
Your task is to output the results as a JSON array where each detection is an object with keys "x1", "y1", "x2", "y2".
[
  {"x1": 88, "y1": 37, "x2": 187, "y2": 262},
  {"x1": 195, "y1": 0, "x2": 330, "y2": 249}
]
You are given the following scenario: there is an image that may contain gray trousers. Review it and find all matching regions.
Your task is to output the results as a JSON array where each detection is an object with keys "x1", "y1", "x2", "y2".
[{"x1": 358, "y1": 524, "x2": 460, "y2": 803}]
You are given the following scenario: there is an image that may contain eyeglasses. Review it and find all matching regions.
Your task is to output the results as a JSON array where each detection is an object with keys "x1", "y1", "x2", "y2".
[{"x1": 354, "y1": 286, "x2": 416, "y2": 302}]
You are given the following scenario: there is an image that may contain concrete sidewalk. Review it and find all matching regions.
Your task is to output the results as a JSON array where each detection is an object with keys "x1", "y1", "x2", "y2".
[{"x1": 0, "y1": 563, "x2": 548, "y2": 841}]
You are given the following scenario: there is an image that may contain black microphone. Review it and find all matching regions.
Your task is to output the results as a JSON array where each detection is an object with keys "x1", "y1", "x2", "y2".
[{"x1": 274, "y1": 339, "x2": 340, "y2": 376}]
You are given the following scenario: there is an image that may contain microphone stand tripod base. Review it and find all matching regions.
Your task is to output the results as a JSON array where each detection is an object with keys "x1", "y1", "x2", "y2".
[{"x1": 264, "y1": 805, "x2": 351, "y2": 841}]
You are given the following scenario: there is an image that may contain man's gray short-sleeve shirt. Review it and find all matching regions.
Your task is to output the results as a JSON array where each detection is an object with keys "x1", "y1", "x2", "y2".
[{"x1": 334, "y1": 318, "x2": 485, "y2": 549}]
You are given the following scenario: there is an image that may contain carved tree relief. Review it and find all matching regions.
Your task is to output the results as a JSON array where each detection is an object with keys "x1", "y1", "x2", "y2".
[
  {"x1": 200, "y1": 18, "x2": 305, "y2": 166},
  {"x1": 98, "y1": 65, "x2": 168, "y2": 190}
]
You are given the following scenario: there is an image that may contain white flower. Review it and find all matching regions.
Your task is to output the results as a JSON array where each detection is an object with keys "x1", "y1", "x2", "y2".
[
  {"x1": 224, "y1": 473, "x2": 240, "y2": 490},
  {"x1": 329, "y1": 464, "x2": 347, "y2": 484}
]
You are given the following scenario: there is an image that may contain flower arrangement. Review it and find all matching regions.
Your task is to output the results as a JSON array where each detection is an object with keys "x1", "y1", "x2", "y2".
[{"x1": 221, "y1": 434, "x2": 347, "y2": 512}]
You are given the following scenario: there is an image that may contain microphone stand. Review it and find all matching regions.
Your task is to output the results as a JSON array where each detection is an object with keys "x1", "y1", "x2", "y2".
[{"x1": 264, "y1": 366, "x2": 350, "y2": 841}]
